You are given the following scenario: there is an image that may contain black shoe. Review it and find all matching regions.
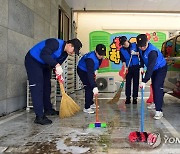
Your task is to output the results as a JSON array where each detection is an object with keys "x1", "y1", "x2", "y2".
[
  {"x1": 34, "y1": 116, "x2": 52, "y2": 125},
  {"x1": 133, "y1": 98, "x2": 137, "y2": 104},
  {"x1": 44, "y1": 109, "x2": 59, "y2": 116},
  {"x1": 125, "y1": 98, "x2": 131, "y2": 104}
]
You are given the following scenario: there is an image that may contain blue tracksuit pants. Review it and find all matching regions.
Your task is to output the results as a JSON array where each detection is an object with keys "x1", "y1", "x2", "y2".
[
  {"x1": 77, "y1": 67, "x2": 94, "y2": 109},
  {"x1": 25, "y1": 52, "x2": 52, "y2": 117},
  {"x1": 125, "y1": 66, "x2": 140, "y2": 99},
  {"x1": 151, "y1": 65, "x2": 167, "y2": 111}
]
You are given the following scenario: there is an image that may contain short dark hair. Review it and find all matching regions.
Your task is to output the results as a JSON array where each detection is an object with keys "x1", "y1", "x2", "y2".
[
  {"x1": 96, "y1": 44, "x2": 106, "y2": 56},
  {"x1": 119, "y1": 36, "x2": 127, "y2": 45},
  {"x1": 67, "y1": 38, "x2": 82, "y2": 55},
  {"x1": 136, "y1": 34, "x2": 148, "y2": 47}
]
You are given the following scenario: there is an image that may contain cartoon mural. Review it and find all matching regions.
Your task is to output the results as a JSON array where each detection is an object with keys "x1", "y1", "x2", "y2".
[
  {"x1": 89, "y1": 31, "x2": 166, "y2": 73},
  {"x1": 109, "y1": 38, "x2": 120, "y2": 64}
]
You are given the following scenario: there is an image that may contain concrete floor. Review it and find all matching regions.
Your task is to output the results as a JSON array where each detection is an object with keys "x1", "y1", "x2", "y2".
[{"x1": 0, "y1": 89, "x2": 180, "y2": 154}]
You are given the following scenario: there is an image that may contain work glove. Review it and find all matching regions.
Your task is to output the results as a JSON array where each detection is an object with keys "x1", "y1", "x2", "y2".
[
  {"x1": 131, "y1": 50, "x2": 139, "y2": 55},
  {"x1": 55, "y1": 64, "x2": 63, "y2": 76},
  {"x1": 140, "y1": 67, "x2": 144, "y2": 74},
  {"x1": 139, "y1": 82, "x2": 146, "y2": 89},
  {"x1": 93, "y1": 87, "x2": 99, "y2": 96}
]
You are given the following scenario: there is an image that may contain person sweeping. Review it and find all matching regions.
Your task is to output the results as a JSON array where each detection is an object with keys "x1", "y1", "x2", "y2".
[
  {"x1": 137, "y1": 34, "x2": 167, "y2": 120},
  {"x1": 77, "y1": 44, "x2": 106, "y2": 114},
  {"x1": 119, "y1": 36, "x2": 142, "y2": 104},
  {"x1": 25, "y1": 38, "x2": 82, "y2": 125}
]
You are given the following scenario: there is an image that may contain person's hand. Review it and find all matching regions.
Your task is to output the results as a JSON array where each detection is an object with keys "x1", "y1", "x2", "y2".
[
  {"x1": 139, "y1": 82, "x2": 146, "y2": 89},
  {"x1": 131, "y1": 50, "x2": 139, "y2": 55},
  {"x1": 140, "y1": 67, "x2": 144, "y2": 74},
  {"x1": 56, "y1": 75, "x2": 64, "y2": 83},
  {"x1": 55, "y1": 64, "x2": 63, "y2": 76},
  {"x1": 93, "y1": 87, "x2": 99, "y2": 96}
]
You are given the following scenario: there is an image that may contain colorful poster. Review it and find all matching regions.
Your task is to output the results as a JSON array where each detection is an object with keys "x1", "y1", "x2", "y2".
[{"x1": 89, "y1": 31, "x2": 166, "y2": 73}]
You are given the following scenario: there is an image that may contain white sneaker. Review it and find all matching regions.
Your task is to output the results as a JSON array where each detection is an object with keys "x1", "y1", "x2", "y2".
[
  {"x1": 90, "y1": 103, "x2": 99, "y2": 109},
  {"x1": 154, "y1": 111, "x2": 163, "y2": 120},
  {"x1": 147, "y1": 103, "x2": 155, "y2": 109},
  {"x1": 83, "y1": 108, "x2": 95, "y2": 114}
]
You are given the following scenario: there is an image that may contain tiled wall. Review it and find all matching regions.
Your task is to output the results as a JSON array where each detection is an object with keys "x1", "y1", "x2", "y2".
[{"x1": 0, "y1": 0, "x2": 71, "y2": 116}]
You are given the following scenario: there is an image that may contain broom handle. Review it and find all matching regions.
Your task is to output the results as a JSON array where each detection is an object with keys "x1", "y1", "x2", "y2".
[
  {"x1": 122, "y1": 54, "x2": 133, "y2": 82},
  {"x1": 56, "y1": 75, "x2": 65, "y2": 94},
  {"x1": 140, "y1": 71, "x2": 145, "y2": 132},
  {"x1": 59, "y1": 82, "x2": 65, "y2": 94},
  {"x1": 141, "y1": 88, "x2": 144, "y2": 132},
  {"x1": 95, "y1": 95, "x2": 99, "y2": 122},
  {"x1": 127, "y1": 54, "x2": 132, "y2": 68}
]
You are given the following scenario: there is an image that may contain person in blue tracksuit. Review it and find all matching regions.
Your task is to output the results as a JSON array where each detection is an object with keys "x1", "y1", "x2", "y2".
[
  {"x1": 77, "y1": 44, "x2": 106, "y2": 114},
  {"x1": 119, "y1": 36, "x2": 142, "y2": 104},
  {"x1": 137, "y1": 34, "x2": 167, "y2": 120},
  {"x1": 25, "y1": 38, "x2": 82, "y2": 125}
]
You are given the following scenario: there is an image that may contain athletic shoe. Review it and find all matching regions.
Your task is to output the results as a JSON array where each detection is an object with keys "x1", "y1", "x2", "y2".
[
  {"x1": 133, "y1": 98, "x2": 137, "y2": 104},
  {"x1": 44, "y1": 109, "x2": 59, "y2": 115},
  {"x1": 83, "y1": 108, "x2": 95, "y2": 114},
  {"x1": 153, "y1": 111, "x2": 163, "y2": 120},
  {"x1": 90, "y1": 103, "x2": 99, "y2": 109},
  {"x1": 34, "y1": 116, "x2": 52, "y2": 125},
  {"x1": 147, "y1": 103, "x2": 155, "y2": 109},
  {"x1": 125, "y1": 98, "x2": 131, "y2": 104}
]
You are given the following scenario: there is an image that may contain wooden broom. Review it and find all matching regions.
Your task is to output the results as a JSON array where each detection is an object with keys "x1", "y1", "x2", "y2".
[
  {"x1": 107, "y1": 55, "x2": 132, "y2": 104},
  {"x1": 57, "y1": 75, "x2": 80, "y2": 118}
]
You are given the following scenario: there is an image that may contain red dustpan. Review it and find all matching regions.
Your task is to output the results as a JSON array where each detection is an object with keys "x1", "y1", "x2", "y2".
[{"x1": 119, "y1": 65, "x2": 128, "y2": 79}]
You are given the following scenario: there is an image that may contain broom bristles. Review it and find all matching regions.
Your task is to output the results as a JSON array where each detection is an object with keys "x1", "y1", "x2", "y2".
[
  {"x1": 107, "y1": 57, "x2": 131, "y2": 104},
  {"x1": 60, "y1": 93, "x2": 80, "y2": 118},
  {"x1": 107, "y1": 89, "x2": 122, "y2": 104},
  {"x1": 59, "y1": 82, "x2": 80, "y2": 118},
  {"x1": 107, "y1": 80, "x2": 125, "y2": 104}
]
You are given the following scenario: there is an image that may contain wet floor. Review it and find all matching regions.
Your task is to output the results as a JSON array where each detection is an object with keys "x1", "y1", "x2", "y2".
[{"x1": 0, "y1": 90, "x2": 180, "y2": 154}]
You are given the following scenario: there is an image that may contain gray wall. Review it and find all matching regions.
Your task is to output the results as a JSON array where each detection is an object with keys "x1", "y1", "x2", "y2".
[{"x1": 0, "y1": 0, "x2": 71, "y2": 116}]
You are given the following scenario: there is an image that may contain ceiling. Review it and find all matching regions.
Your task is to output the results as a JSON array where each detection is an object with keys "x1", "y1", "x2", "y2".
[{"x1": 65, "y1": 0, "x2": 180, "y2": 13}]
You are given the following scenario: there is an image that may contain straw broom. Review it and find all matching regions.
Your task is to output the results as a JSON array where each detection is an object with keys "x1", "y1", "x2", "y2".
[
  {"x1": 57, "y1": 75, "x2": 80, "y2": 118},
  {"x1": 107, "y1": 79, "x2": 125, "y2": 104},
  {"x1": 107, "y1": 55, "x2": 132, "y2": 104}
]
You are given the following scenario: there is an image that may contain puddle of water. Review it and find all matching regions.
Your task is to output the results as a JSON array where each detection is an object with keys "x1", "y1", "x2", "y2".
[
  {"x1": 56, "y1": 140, "x2": 90, "y2": 153},
  {"x1": 55, "y1": 128, "x2": 107, "y2": 153}
]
